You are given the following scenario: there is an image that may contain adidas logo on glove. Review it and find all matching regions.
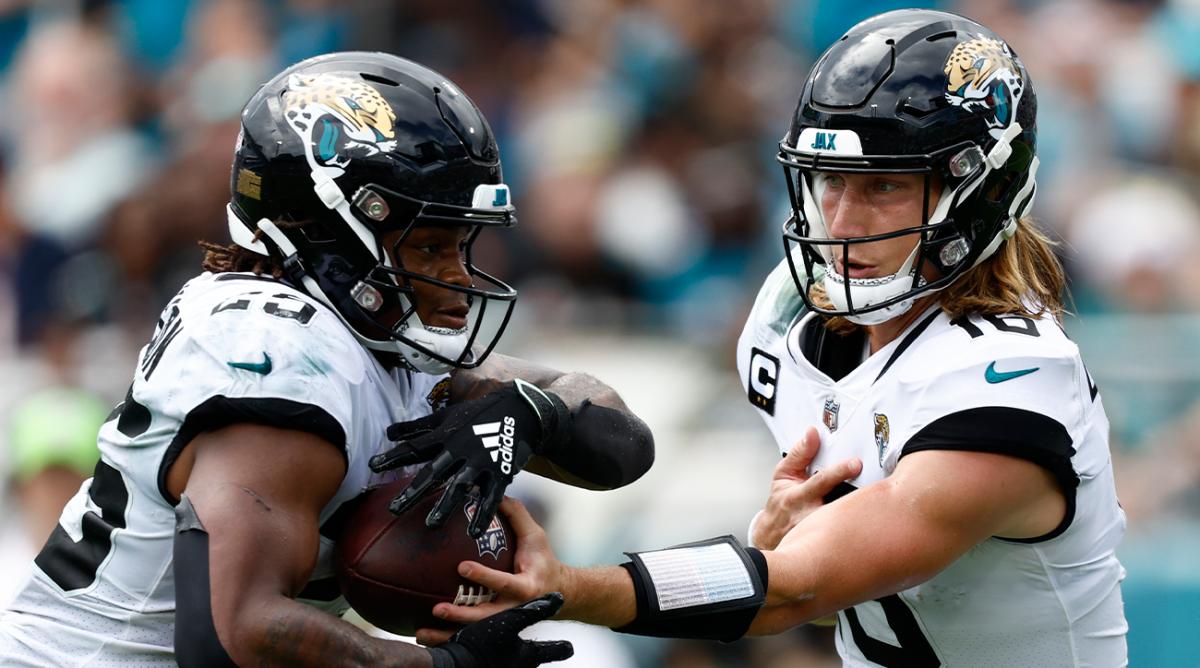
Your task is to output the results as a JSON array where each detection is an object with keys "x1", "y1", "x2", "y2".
[{"x1": 473, "y1": 416, "x2": 517, "y2": 473}]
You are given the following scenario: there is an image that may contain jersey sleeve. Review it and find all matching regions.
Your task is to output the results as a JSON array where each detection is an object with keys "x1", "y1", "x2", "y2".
[
  {"x1": 133, "y1": 282, "x2": 367, "y2": 503},
  {"x1": 896, "y1": 349, "x2": 1086, "y2": 538}
]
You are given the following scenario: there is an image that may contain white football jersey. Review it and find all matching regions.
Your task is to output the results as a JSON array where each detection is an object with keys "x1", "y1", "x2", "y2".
[
  {"x1": 736, "y1": 260, "x2": 1128, "y2": 668},
  {"x1": 0, "y1": 272, "x2": 449, "y2": 667}
]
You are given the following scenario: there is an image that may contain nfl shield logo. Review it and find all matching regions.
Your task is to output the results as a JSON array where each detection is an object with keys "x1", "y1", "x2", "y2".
[
  {"x1": 822, "y1": 397, "x2": 841, "y2": 432},
  {"x1": 463, "y1": 497, "x2": 509, "y2": 560}
]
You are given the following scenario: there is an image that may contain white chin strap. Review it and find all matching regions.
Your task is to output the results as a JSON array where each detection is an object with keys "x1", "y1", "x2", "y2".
[
  {"x1": 823, "y1": 247, "x2": 922, "y2": 326},
  {"x1": 394, "y1": 296, "x2": 476, "y2": 375},
  {"x1": 226, "y1": 204, "x2": 473, "y2": 375}
]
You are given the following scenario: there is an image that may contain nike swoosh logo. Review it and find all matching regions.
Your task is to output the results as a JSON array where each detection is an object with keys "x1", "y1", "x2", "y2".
[
  {"x1": 228, "y1": 352, "x2": 272, "y2": 375},
  {"x1": 985, "y1": 361, "x2": 1038, "y2": 384}
]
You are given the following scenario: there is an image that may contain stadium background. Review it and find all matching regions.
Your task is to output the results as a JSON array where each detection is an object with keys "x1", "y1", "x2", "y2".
[{"x1": 0, "y1": 0, "x2": 1197, "y2": 664}]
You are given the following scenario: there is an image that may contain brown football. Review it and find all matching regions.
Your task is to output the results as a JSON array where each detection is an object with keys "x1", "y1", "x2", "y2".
[{"x1": 334, "y1": 474, "x2": 516, "y2": 636}]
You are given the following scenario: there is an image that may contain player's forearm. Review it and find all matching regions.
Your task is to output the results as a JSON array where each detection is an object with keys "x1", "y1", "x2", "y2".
[
  {"x1": 556, "y1": 564, "x2": 638, "y2": 628},
  {"x1": 453, "y1": 354, "x2": 654, "y2": 489},
  {"x1": 232, "y1": 597, "x2": 433, "y2": 668},
  {"x1": 745, "y1": 549, "x2": 843, "y2": 636},
  {"x1": 746, "y1": 483, "x2": 969, "y2": 635}
]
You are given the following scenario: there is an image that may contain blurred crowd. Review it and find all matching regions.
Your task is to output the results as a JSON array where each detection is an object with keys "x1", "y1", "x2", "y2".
[{"x1": 1, "y1": 0, "x2": 1199, "y2": 664}]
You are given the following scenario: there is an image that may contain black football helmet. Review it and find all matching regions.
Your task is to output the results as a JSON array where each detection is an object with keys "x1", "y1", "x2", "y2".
[
  {"x1": 778, "y1": 10, "x2": 1039, "y2": 324},
  {"x1": 227, "y1": 52, "x2": 516, "y2": 373}
]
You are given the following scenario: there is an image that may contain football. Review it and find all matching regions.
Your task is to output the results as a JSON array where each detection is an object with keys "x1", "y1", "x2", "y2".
[{"x1": 334, "y1": 474, "x2": 516, "y2": 635}]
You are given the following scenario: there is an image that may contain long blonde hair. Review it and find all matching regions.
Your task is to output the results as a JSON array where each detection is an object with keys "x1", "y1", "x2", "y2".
[{"x1": 814, "y1": 217, "x2": 1067, "y2": 334}]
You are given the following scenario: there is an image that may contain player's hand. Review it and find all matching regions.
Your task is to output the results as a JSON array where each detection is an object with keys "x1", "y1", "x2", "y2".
[
  {"x1": 425, "y1": 593, "x2": 573, "y2": 668},
  {"x1": 370, "y1": 380, "x2": 569, "y2": 538},
  {"x1": 752, "y1": 426, "x2": 862, "y2": 550},
  {"x1": 416, "y1": 497, "x2": 566, "y2": 645}
]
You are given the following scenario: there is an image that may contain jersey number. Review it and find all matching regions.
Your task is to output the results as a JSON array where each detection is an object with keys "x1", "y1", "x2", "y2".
[
  {"x1": 843, "y1": 595, "x2": 940, "y2": 667},
  {"x1": 34, "y1": 460, "x2": 130, "y2": 592},
  {"x1": 212, "y1": 292, "x2": 316, "y2": 325},
  {"x1": 950, "y1": 314, "x2": 1039, "y2": 338}
]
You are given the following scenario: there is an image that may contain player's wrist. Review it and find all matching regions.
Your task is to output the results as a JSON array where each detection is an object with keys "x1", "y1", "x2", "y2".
[
  {"x1": 558, "y1": 565, "x2": 636, "y2": 628},
  {"x1": 554, "y1": 562, "x2": 580, "y2": 619},
  {"x1": 510, "y1": 379, "x2": 571, "y2": 455}
]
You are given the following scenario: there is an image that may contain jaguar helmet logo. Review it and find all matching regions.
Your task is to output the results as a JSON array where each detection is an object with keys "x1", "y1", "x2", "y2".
[
  {"x1": 943, "y1": 36, "x2": 1024, "y2": 139},
  {"x1": 282, "y1": 73, "x2": 398, "y2": 172}
]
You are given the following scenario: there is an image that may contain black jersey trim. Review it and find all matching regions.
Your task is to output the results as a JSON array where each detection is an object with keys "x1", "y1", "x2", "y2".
[
  {"x1": 900, "y1": 406, "x2": 1078, "y2": 542},
  {"x1": 874, "y1": 308, "x2": 943, "y2": 383},
  {"x1": 157, "y1": 396, "x2": 347, "y2": 505}
]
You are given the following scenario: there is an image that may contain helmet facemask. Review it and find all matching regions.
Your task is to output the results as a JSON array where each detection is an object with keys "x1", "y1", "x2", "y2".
[
  {"x1": 352, "y1": 183, "x2": 517, "y2": 374},
  {"x1": 239, "y1": 181, "x2": 517, "y2": 375},
  {"x1": 778, "y1": 122, "x2": 1037, "y2": 325}
]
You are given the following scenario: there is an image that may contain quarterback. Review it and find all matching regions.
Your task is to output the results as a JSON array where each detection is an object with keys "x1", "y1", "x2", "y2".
[
  {"x1": 430, "y1": 10, "x2": 1128, "y2": 667},
  {"x1": 0, "y1": 53, "x2": 654, "y2": 667}
]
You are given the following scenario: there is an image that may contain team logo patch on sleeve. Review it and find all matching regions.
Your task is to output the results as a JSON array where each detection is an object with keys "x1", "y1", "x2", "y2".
[
  {"x1": 874, "y1": 413, "x2": 890, "y2": 466},
  {"x1": 747, "y1": 348, "x2": 780, "y2": 415}
]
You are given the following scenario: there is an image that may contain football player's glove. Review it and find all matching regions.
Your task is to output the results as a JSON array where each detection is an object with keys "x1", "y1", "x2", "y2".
[
  {"x1": 369, "y1": 379, "x2": 569, "y2": 537},
  {"x1": 426, "y1": 593, "x2": 572, "y2": 668}
]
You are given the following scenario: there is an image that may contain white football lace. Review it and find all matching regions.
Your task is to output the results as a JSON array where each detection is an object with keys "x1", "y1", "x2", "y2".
[{"x1": 452, "y1": 585, "x2": 497, "y2": 607}]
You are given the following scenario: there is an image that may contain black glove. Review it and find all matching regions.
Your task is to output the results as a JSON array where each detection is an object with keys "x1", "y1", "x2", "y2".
[
  {"x1": 369, "y1": 379, "x2": 570, "y2": 537},
  {"x1": 426, "y1": 593, "x2": 573, "y2": 668}
]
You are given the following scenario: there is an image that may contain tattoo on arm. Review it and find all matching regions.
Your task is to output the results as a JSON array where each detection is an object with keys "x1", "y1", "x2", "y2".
[{"x1": 253, "y1": 601, "x2": 430, "y2": 667}]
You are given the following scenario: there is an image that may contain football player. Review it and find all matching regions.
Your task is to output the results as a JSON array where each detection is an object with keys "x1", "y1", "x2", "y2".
[
  {"x1": 0, "y1": 52, "x2": 654, "y2": 667},
  {"x1": 428, "y1": 11, "x2": 1128, "y2": 667}
]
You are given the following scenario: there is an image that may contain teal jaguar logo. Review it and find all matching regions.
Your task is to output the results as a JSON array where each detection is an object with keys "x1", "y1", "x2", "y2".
[
  {"x1": 282, "y1": 73, "x2": 398, "y2": 171},
  {"x1": 944, "y1": 36, "x2": 1024, "y2": 139}
]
